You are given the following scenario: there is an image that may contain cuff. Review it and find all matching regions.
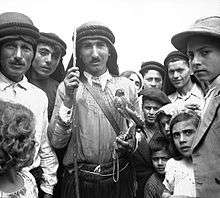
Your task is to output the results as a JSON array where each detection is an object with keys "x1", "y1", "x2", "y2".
[{"x1": 59, "y1": 102, "x2": 73, "y2": 124}]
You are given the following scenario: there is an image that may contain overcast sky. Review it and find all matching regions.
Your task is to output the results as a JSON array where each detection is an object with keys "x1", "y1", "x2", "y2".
[{"x1": 1, "y1": 0, "x2": 220, "y2": 73}]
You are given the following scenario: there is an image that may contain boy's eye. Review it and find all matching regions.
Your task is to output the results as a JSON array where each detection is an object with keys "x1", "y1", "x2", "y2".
[
  {"x1": 173, "y1": 132, "x2": 180, "y2": 139},
  {"x1": 200, "y1": 50, "x2": 209, "y2": 56},
  {"x1": 22, "y1": 45, "x2": 32, "y2": 52},
  {"x1": 183, "y1": 129, "x2": 195, "y2": 136},
  {"x1": 39, "y1": 50, "x2": 49, "y2": 56}
]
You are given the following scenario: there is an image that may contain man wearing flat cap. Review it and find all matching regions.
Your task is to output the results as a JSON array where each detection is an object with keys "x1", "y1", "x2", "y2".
[
  {"x1": 132, "y1": 87, "x2": 170, "y2": 198},
  {"x1": 27, "y1": 32, "x2": 66, "y2": 121},
  {"x1": 0, "y1": 12, "x2": 58, "y2": 198},
  {"x1": 49, "y1": 21, "x2": 140, "y2": 198},
  {"x1": 140, "y1": 61, "x2": 166, "y2": 91},
  {"x1": 171, "y1": 16, "x2": 220, "y2": 197},
  {"x1": 162, "y1": 50, "x2": 205, "y2": 116}
]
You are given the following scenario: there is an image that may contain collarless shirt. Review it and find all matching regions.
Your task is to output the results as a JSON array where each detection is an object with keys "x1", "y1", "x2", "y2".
[{"x1": 0, "y1": 72, "x2": 58, "y2": 195}]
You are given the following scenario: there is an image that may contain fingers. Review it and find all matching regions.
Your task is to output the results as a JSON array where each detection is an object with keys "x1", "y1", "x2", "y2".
[
  {"x1": 64, "y1": 67, "x2": 80, "y2": 96},
  {"x1": 115, "y1": 136, "x2": 134, "y2": 153}
]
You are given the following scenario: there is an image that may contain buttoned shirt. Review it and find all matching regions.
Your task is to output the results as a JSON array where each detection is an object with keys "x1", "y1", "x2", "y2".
[
  {"x1": 0, "y1": 72, "x2": 58, "y2": 195},
  {"x1": 50, "y1": 70, "x2": 139, "y2": 165},
  {"x1": 165, "y1": 83, "x2": 205, "y2": 116},
  {"x1": 169, "y1": 83, "x2": 204, "y2": 108}
]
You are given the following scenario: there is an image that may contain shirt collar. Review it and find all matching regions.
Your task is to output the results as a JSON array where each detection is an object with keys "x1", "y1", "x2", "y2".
[
  {"x1": 0, "y1": 72, "x2": 28, "y2": 91},
  {"x1": 209, "y1": 75, "x2": 220, "y2": 90},
  {"x1": 173, "y1": 83, "x2": 203, "y2": 101},
  {"x1": 83, "y1": 70, "x2": 112, "y2": 91}
]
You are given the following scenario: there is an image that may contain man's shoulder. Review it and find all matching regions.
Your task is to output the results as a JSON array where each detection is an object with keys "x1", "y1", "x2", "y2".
[{"x1": 26, "y1": 82, "x2": 48, "y2": 100}]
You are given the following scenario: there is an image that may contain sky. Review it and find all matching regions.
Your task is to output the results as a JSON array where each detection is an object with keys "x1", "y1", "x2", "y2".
[{"x1": 1, "y1": 0, "x2": 220, "y2": 73}]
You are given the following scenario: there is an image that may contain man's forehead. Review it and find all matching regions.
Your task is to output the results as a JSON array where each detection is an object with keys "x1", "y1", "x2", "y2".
[
  {"x1": 168, "y1": 60, "x2": 189, "y2": 69},
  {"x1": 143, "y1": 99, "x2": 162, "y2": 107},
  {"x1": 144, "y1": 70, "x2": 162, "y2": 78},
  {"x1": 187, "y1": 36, "x2": 219, "y2": 50},
  {"x1": 37, "y1": 42, "x2": 60, "y2": 54},
  {"x1": 4, "y1": 38, "x2": 31, "y2": 45},
  {"x1": 80, "y1": 38, "x2": 107, "y2": 44}
]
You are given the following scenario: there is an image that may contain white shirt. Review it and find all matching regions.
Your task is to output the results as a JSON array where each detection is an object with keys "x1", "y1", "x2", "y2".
[
  {"x1": 161, "y1": 83, "x2": 205, "y2": 116},
  {"x1": 0, "y1": 72, "x2": 58, "y2": 195},
  {"x1": 163, "y1": 158, "x2": 196, "y2": 197},
  {"x1": 169, "y1": 83, "x2": 204, "y2": 109},
  {"x1": 59, "y1": 70, "x2": 113, "y2": 122}
]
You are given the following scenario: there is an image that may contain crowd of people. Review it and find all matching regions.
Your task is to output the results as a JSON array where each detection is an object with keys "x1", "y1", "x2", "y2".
[{"x1": 0, "y1": 11, "x2": 219, "y2": 198}]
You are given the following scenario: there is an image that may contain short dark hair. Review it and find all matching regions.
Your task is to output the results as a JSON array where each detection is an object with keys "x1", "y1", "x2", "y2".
[
  {"x1": 150, "y1": 136, "x2": 170, "y2": 156},
  {"x1": 0, "y1": 100, "x2": 36, "y2": 174}
]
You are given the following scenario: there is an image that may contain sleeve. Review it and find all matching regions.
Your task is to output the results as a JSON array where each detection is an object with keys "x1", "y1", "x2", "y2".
[
  {"x1": 48, "y1": 82, "x2": 72, "y2": 149},
  {"x1": 144, "y1": 179, "x2": 156, "y2": 198},
  {"x1": 163, "y1": 159, "x2": 175, "y2": 194},
  {"x1": 39, "y1": 96, "x2": 59, "y2": 195}
]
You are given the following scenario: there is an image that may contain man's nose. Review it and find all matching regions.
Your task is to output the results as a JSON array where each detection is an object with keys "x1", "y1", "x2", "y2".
[
  {"x1": 149, "y1": 108, "x2": 154, "y2": 114},
  {"x1": 15, "y1": 47, "x2": 22, "y2": 59},
  {"x1": 151, "y1": 79, "x2": 156, "y2": 87},
  {"x1": 158, "y1": 158, "x2": 162, "y2": 165},
  {"x1": 179, "y1": 133, "x2": 186, "y2": 143},
  {"x1": 173, "y1": 71, "x2": 179, "y2": 78},
  {"x1": 91, "y1": 46, "x2": 99, "y2": 57},
  {"x1": 191, "y1": 54, "x2": 201, "y2": 70},
  {"x1": 45, "y1": 53, "x2": 52, "y2": 64}
]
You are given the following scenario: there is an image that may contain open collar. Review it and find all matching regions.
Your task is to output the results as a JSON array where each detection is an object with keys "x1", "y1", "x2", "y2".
[{"x1": 0, "y1": 72, "x2": 28, "y2": 91}]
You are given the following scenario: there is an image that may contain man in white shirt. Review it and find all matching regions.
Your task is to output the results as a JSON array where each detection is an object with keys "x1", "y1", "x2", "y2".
[
  {"x1": 0, "y1": 12, "x2": 58, "y2": 198},
  {"x1": 162, "y1": 50, "x2": 205, "y2": 116}
]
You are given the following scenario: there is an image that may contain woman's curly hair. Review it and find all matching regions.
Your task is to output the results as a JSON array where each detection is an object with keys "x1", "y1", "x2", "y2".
[{"x1": 0, "y1": 100, "x2": 36, "y2": 174}]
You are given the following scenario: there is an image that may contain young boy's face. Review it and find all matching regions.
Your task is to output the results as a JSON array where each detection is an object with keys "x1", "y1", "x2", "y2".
[
  {"x1": 152, "y1": 150, "x2": 170, "y2": 175},
  {"x1": 172, "y1": 119, "x2": 196, "y2": 158},
  {"x1": 187, "y1": 36, "x2": 220, "y2": 82}
]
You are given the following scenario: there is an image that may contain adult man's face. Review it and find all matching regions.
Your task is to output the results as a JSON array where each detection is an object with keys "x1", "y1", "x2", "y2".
[
  {"x1": 168, "y1": 60, "x2": 191, "y2": 90},
  {"x1": 32, "y1": 43, "x2": 61, "y2": 77},
  {"x1": 0, "y1": 39, "x2": 34, "y2": 82},
  {"x1": 79, "y1": 39, "x2": 109, "y2": 77},
  {"x1": 142, "y1": 99, "x2": 162, "y2": 124},
  {"x1": 187, "y1": 36, "x2": 220, "y2": 82},
  {"x1": 143, "y1": 70, "x2": 163, "y2": 90}
]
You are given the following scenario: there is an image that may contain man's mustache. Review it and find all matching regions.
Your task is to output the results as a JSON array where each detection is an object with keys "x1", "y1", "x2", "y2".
[
  {"x1": 90, "y1": 57, "x2": 100, "y2": 63},
  {"x1": 9, "y1": 59, "x2": 25, "y2": 66}
]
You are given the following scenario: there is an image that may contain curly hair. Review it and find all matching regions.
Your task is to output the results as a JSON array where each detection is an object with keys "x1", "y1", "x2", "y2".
[{"x1": 0, "y1": 100, "x2": 36, "y2": 174}]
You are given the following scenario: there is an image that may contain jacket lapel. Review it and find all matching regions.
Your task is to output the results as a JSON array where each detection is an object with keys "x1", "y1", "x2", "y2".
[{"x1": 192, "y1": 87, "x2": 220, "y2": 150}]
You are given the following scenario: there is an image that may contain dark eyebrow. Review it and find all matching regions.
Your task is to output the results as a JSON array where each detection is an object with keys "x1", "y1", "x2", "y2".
[
  {"x1": 39, "y1": 48, "x2": 51, "y2": 53},
  {"x1": 197, "y1": 46, "x2": 211, "y2": 51}
]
